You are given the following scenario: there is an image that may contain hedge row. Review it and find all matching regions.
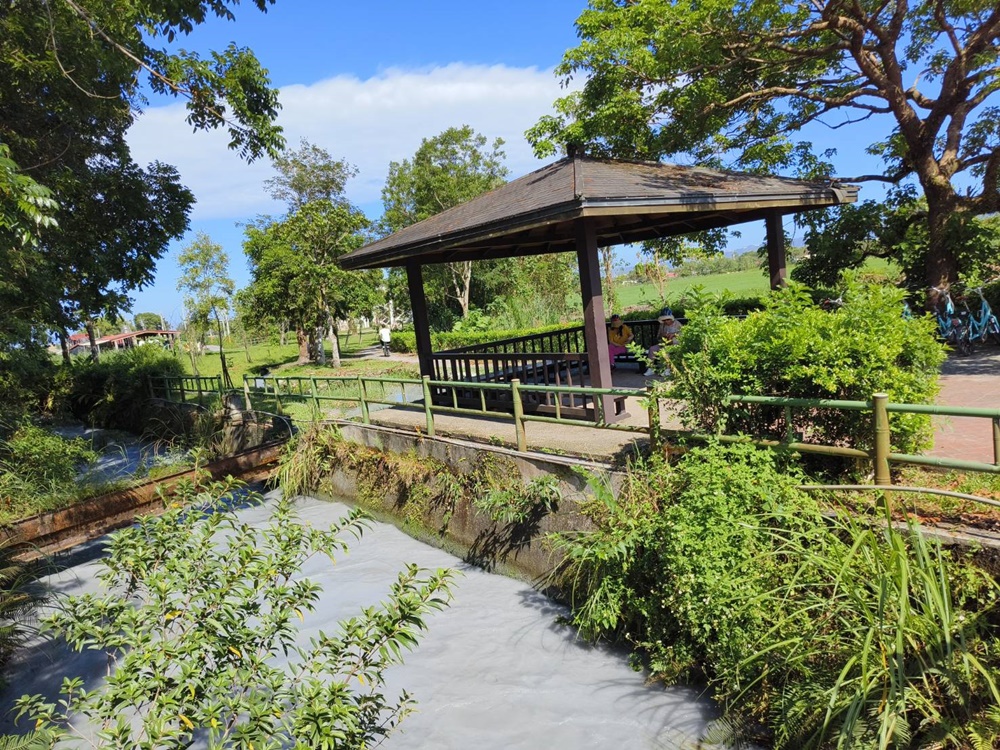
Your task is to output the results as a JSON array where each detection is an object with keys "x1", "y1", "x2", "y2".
[{"x1": 390, "y1": 296, "x2": 766, "y2": 353}]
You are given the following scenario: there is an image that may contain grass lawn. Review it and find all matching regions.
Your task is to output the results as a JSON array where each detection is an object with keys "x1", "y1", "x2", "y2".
[
  {"x1": 615, "y1": 267, "x2": 774, "y2": 311},
  {"x1": 181, "y1": 330, "x2": 417, "y2": 384}
]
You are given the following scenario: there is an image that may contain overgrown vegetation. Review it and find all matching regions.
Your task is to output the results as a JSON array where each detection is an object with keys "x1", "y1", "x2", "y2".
[
  {"x1": 66, "y1": 346, "x2": 184, "y2": 433},
  {"x1": 549, "y1": 443, "x2": 1000, "y2": 748},
  {"x1": 278, "y1": 427, "x2": 562, "y2": 559},
  {"x1": 0, "y1": 538, "x2": 46, "y2": 691},
  {"x1": 15, "y1": 478, "x2": 454, "y2": 748},
  {"x1": 664, "y1": 278, "x2": 945, "y2": 468}
]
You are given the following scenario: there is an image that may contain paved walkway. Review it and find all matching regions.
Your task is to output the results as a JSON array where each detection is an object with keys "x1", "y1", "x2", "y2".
[{"x1": 931, "y1": 348, "x2": 1000, "y2": 465}]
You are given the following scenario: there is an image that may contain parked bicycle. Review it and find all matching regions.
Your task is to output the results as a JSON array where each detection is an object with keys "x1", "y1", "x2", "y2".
[
  {"x1": 930, "y1": 286, "x2": 973, "y2": 355},
  {"x1": 966, "y1": 286, "x2": 1000, "y2": 347}
]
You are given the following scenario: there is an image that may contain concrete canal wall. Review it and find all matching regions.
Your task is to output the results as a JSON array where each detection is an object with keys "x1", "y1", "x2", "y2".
[{"x1": 316, "y1": 421, "x2": 627, "y2": 581}]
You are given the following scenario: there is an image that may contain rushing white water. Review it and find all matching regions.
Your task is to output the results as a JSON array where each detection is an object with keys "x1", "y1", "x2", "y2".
[{"x1": 1, "y1": 492, "x2": 717, "y2": 749}]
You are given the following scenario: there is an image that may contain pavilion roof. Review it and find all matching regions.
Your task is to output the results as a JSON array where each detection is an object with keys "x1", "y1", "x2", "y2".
[{"x1": 339, "y1": 155, "x2": 858, "y2": 270}]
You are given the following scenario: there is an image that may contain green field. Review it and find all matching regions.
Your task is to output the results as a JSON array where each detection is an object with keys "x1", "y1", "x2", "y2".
[
  {"x1": 615, "y1": 267, "x2": 773, "y2": 310},
  {"x1": 181, "y1": 330, "x2": 418, "y2": 384}
]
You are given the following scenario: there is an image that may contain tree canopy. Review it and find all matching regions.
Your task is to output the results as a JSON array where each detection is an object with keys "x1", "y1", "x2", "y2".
[
  {"x1": 381, "y1": 125, "x2": 510, "y2": 321},
  {"x1": 0, "y1": 0, "x2": 283, "y2": 357},
  {"x1": 528, "y1": 0, "x2": 1000, "y2": 287}
]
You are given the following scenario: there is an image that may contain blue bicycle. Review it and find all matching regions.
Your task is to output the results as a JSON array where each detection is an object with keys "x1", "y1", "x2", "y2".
[
  {"x1": 966, "y1": 286, "x2": 1000, "y2": 347},
  {"x1": 930, "y1": 286, "x2": 973, "y2": 355}
]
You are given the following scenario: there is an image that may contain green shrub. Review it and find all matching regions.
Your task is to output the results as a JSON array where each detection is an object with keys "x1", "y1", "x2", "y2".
[
  {"x1": 67, "y1": 346, "x2": 184, "y2": 432},
  {"x1": 551, "y1": 443, "x2": 1000, "y2": 748},
  {"x1": 665, "y1": 278, "x2": 945, "y2": 463},
  {"x1": 0, "y1": 425, "x2": 95, "y2": 485},
  {"x1": 390, "y1": 322, "x2": 579, "y2": 354}
]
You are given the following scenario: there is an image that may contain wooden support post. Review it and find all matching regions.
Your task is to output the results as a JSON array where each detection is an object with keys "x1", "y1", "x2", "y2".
[
  {"x1": 765, "y1": 210, "x2": 787, "y2": 290},
  {"x1": 406, "y1": 261, "x2": 434, "y2": 379},
  {"x1": 512, "y1": 378, "x2": 527, "y2": 452},
  {"x1": 576, "y1": 218, "x2": 617, "y2": 422}
]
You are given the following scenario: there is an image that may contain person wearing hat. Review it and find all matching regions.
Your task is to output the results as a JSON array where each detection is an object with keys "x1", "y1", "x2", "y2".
[
  {"x1": 607, "y1": 314, "x2": 634, "y2": 370},
  {"x1": 645, "y1": 308, "x2": 681, "y2": 377}
]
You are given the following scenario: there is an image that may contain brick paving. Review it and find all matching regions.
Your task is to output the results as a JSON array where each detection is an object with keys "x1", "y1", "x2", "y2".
[{"x1": 930, "y1": 347, "x2": 1000, "y2": 465}]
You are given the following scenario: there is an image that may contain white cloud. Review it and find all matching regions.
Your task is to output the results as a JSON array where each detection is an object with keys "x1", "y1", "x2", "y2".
[{"x1": 126, "y1": 63, "x2": 573, "y2": 221}]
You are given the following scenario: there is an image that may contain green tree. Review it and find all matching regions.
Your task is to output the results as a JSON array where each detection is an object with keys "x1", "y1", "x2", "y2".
[
  {"x1": 381, "y1": 126, "x2": 509, "y2": 319},
  {"x1": 133, "y1": 312, "x2": 168, "y2": 331},
  {"x1": 177, "y1": 233, "x2": 235, "y2": 384},
  {"x1": 243, "y1": 201, "x2": 381, "y2": 366},
  {"x1": 265, "y1": 139, "x2": 358, "y2": 210},
  {"x1": 529, "y1": 0, "x2": 1000, "y2": 288},
  {"x1": 0, "y1": 0, "x2": 281, "y2": 363},
  {"x1": 16, "y1": 479, "x2": 453, "y2": 749}
]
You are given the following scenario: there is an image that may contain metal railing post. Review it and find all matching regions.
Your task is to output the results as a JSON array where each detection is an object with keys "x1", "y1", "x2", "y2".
[
  {"x1": 647, "y1": 385, "x2": 660, "y2": 455},
  {"x1": 310, "y1": 377, "x2": 320, "y2": 422},
  {"x1": 243, "y1": 375, "x2": 253, "y2": 411},
  {"x1": 873, "y1": 393, "x2": 891, "y2": 486},
  {"x1": 512, "y1": 378, "x2": 527, "y2": 452},
  {"x1": 421, "y1": 376, "x2": 435, "y2": 436},
  {"x1": 994, "y1": 417, "x2": 1000, "y2": 466},
  {"x1": 357, "y1": 375, "x2": 370, "y2": 424}
]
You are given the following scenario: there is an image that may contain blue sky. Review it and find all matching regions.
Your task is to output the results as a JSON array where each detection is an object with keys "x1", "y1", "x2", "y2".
[
  {"x1": 126, "y1": 0, "x2": 890, "y2": 325},
  {"x1": 127, "y1": 0, "x2": 590, "y2": 324}
]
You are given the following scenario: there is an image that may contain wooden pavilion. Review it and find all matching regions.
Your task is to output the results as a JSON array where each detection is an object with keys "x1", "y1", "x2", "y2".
[{"x1": 339, "y1": 154, "x2": 858, "y2": 423}]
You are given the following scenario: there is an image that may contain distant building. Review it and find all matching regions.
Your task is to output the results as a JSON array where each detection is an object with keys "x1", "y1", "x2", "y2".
[{"x1": 66, "y1": 330, "x2": 179, "y2": 357}]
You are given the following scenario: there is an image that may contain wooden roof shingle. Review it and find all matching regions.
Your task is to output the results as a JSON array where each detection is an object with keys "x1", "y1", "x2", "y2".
[{"x1": 340, "y1": 156, "x2": 858, "y2": 270}]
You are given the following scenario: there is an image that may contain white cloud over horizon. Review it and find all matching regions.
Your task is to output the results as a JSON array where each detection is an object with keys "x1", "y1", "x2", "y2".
[{"x1": 126, "y1": 63, "x2": 573, "y2": 222}]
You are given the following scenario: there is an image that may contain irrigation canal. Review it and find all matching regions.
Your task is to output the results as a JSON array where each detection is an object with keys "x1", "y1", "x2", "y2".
[{"x1": 1, "y1": 491, "x2": 717, "y2": 748}]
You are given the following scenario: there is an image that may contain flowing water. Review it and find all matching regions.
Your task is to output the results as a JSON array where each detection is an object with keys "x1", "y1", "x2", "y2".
[{"x1": 1, "y1": 491, "x2": 717, "y2": 749}]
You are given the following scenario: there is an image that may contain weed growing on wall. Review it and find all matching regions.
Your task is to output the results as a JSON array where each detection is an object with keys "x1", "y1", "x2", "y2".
[{"x1": 16, "y1": 478, "x2": 453, "y2": 748}]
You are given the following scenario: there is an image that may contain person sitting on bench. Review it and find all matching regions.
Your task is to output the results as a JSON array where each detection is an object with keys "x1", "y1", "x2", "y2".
[
  {"x1": 607, "y1": 314, "x2": 634, "y2": 369},
  {"x1": 645, "y1": 309, "x2": 681, "y2": 377}
]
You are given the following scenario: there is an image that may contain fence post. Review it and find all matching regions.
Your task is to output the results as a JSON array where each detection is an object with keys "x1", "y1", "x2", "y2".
[
  {"x1": 872, "y1": 393, "x2": 891, "y2": 487},
  {"x1": 994, "y1": 417, "x2": 1000, "y2": 466},
  {"x1": 243, "y1": 375, "x2": 253, "y2": 411},
  {"x1": 357, "y1": 375, "x2": 370, "y2": 424},
  {"x1": 421, "y1": 376, "x2": 435, "y2": 437},
  {"x1": 646, "y1": 385, "x2": 660, "y2": 456},
  {"x1": 196, "y1": 377, "x2": 203, "y2": 407},
  {"x1": 512, "y1": 378, "x2": 527, "y2": 452},
  {"x1": 310, "y1": 377, "x2": 320, "y2": 422}
]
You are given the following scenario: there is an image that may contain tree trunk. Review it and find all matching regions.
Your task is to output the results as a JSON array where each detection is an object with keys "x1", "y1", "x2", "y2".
[
  {"x1": 59, "y1": 330, "x2": 71, "y2": 365},
  {"x1": 328, "y1": 318, "x2": 341, "y2": 368},
  {"x1": 316, "y1": 326, "x2": 326, "y2": 366},
  {"x1": 925, "y1": 205, "x2": 960, "y2": 290},
  {"x1": 280, "y1": 320, "x2": 288, "y2": 346},
  {"x1": 449, "y1": 261, "x2": 472, "y2": 317},
  {"x1": 85, "y1": 319, "x2": 100, "y2": 362},
  {"x1": 296, "y1": 328, "x2": 310, "y2": 364},
  {"x1": 601, "y1": 246, "x2": 617, "y2": 313}
]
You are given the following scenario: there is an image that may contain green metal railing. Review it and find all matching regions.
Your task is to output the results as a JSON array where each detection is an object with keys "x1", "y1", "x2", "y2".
[
  {"x1": 149, "y1": 374, "x2": 225, "y2": 406},
  {"x1": 147, "y1": 373, "x2": 1000, "y2": 483}
]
